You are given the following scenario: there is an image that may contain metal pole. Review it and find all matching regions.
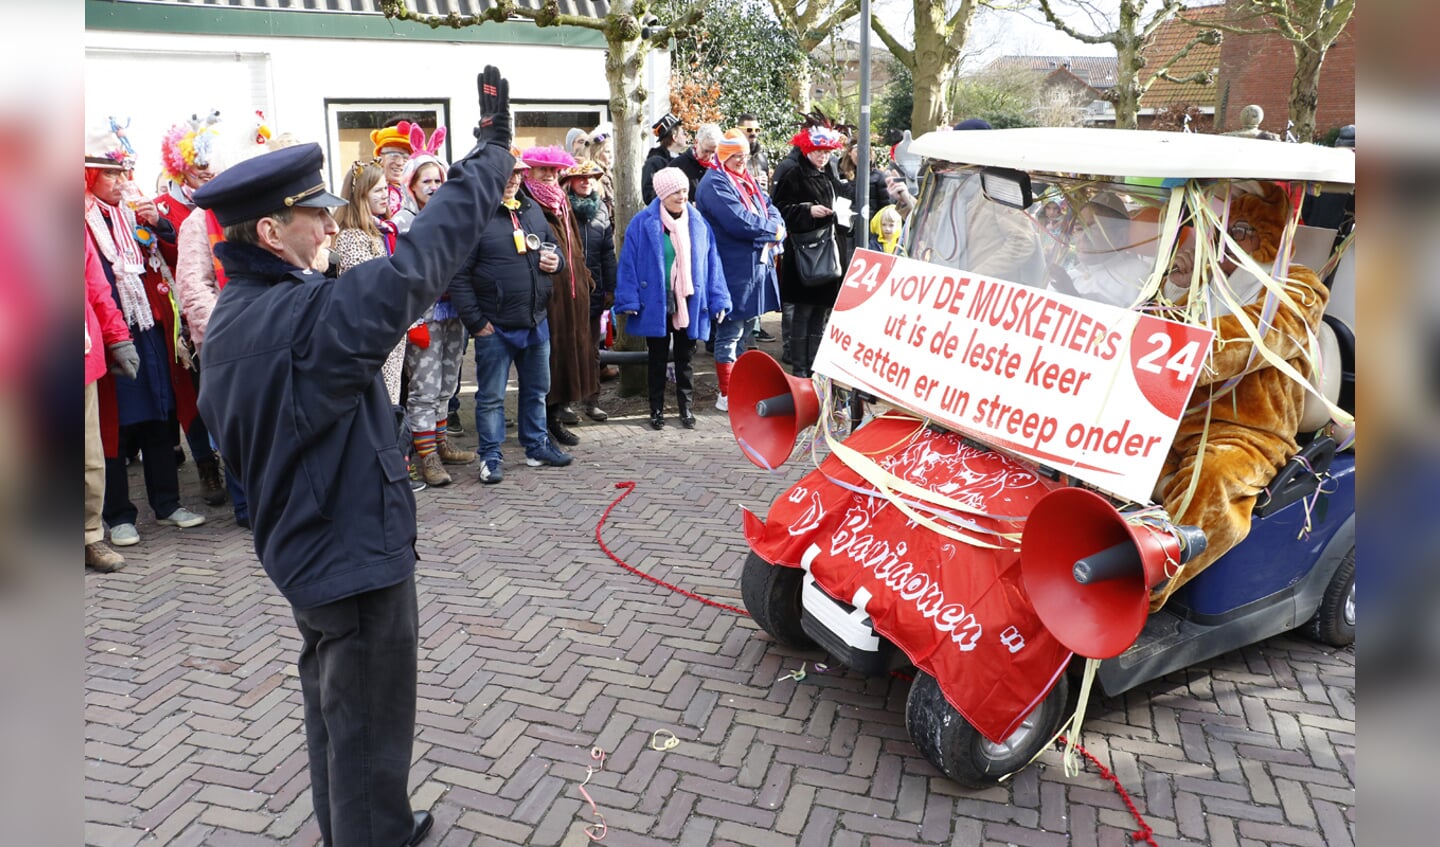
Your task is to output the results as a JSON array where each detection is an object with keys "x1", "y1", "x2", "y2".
[
  {"x1": 856, "y1": 0, "x2": 872, "y2": 232},
  {"x1": 851, "y1": 0, "x2": 873, "y2": 433}
]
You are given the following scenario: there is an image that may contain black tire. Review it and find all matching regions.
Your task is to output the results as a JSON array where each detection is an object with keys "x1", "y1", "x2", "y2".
[
  {"x1": 1305, "y1": 547, "x2": 1355, "y2": 647},
  {"x1": 740, "y1": 551, "x2": 816, "y2": 648},
  {"x1": 905, "y1": 669, "x2": 1070, "y2": 787}
]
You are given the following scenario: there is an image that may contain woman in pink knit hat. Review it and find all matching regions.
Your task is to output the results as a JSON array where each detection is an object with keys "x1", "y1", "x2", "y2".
[{"x1": 614, "y1": 167, "x2": 732, "y2": 429}]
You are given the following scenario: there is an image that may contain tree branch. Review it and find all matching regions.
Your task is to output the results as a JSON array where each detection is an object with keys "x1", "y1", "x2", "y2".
[
  {"x1": 1140, "y1": 27, "x2": 1221, "y2": 92},
  {"x1": 1035, "y1": 0, "x2": 1114, "y2": 46},
  {"x1": 870, "y1": 14, "x2": 914, "y2": 66},
  {"x1": 1139, "y1": 0, "x2": 1184, "y2": 41},
  {"x1": 379, "y1": 0, "x2": 607, "y2": 32}
]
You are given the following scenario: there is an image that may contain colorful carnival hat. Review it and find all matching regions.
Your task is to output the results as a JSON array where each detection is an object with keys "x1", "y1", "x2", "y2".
[
  {"x1": 790, "y1": 125, "x2": 846, "y2": 155},
  {"x1": 520, "y1": 145, "x2": 576, "y2": 170},
  {"x1": 86, "y1": 118, "x2": 136, "y2": 170},
  {"x1": 559, "y1": 159, "x2": 604, "y2": 183},
  {"x1": 371, "y1": 125, "x2": 414, "y2": 158},
  {"x1": 161, "y1": 110, "x2": 224, "y2": 182}
]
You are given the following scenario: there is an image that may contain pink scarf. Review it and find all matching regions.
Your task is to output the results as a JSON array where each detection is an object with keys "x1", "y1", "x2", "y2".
[
  {"x1": 724, "y1": 165, "x2": 768, "y2": 215},
  {"x1": 660, "y1": 205, "x2": 694, "y2": 330},
  {"x1": 524, "y1": 178, "x2": 582, "y2": 297}
]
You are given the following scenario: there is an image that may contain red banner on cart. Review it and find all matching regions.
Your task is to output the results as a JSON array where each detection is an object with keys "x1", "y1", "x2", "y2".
[
  {"x1": 813, "y1": 250, "x2": 1214, "y2": 503},
  {"x1": 745, "y1": 414, "x2": 1072, "y2": 743}
]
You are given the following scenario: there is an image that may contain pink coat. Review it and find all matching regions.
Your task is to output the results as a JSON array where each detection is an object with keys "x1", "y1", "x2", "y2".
[
  {"x1": 85, "y1": 232, "x2": 130, "y2": 386},
  {"x1": 175, "y1": 209, "x2": 220, "y2": 347}
]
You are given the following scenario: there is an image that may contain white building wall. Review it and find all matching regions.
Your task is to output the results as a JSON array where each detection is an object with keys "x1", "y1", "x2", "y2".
[{"x1": 85, "y1": 27, "x2": 611, "y2": 190}]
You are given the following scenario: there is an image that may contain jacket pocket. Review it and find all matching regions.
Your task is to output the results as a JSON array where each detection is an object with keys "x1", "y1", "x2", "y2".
[{"x1": 376, "y1": 446, "x2": 412, "y2": 553}]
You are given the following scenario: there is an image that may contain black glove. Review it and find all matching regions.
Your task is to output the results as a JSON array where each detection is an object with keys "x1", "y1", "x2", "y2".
[
  {"x1": 473, "y1": 65, "x2": 511, "y2": 150},
  {"x1": 106, "y1": 340, "x2": 139, "y2": 380}
]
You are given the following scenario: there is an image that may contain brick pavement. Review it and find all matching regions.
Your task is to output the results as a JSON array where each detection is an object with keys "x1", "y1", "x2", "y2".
[{"x1": 85, "y1": 347, "x2": 1354, "y2": 847}]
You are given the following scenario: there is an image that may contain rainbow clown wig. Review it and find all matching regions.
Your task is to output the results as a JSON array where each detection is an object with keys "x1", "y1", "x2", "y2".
[{"x1": 161, "y1": 110, "x2": 223, "y2": 183}]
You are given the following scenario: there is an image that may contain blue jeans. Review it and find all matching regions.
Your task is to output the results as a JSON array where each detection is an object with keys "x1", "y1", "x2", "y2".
[
  {"x1": 712, "y1": 317, "x2": 748, "y2": 364},
  {"x1": 473, "y1": 333, "x2": 550, "y2": 461}
]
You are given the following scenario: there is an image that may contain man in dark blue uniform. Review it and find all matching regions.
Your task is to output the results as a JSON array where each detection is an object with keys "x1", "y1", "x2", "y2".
[{"x1": 193, "y1": 67, "x2": 514, "y2": 847}]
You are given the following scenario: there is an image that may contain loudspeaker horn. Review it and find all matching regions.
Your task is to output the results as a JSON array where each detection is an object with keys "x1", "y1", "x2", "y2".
[
  {"x1": 1020, "y1": 487, "x2": 1207, "y2": 659},
  {"x1": 729, "y1": 350, "x2": 821, "y2": 469}
]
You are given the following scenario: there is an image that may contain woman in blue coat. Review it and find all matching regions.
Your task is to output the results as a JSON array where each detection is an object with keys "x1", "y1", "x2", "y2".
[
  {"x1": 694, "y1": 129, "x2": 786, "y2": 412},
  {"x1": 614, "y1": 168, "x2": 733, "y2": 430}
]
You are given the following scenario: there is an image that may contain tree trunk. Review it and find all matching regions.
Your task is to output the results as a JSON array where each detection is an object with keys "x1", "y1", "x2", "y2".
[
  {"x1": 1111, "y1": 1, "x2": 1143, "y2": 130},
  {"x1": 603, "y1": 13, "x2": 653, "y2": 397},
  {"x1": 789, "y1": 61, "x2": 813, "y2": 114},
  {"x1": 1288, "y1": 42, "x2": 1325, "y2": 143}
]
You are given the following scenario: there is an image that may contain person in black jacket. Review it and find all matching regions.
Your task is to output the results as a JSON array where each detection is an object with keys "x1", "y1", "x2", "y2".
[
  {"x1": 673, "y1": 123, "x2": 722, "y2": 197},
  {"x1": 773, "y1": 126, "x2": 849, "y2": 378},
  {"x1": 563, "y1": 159, "x2": 619, "y2": 411},
  {"x1": 448, "y1": 151, "x2": 571, "y2": 483},
  {"x1": 193, "y1": 67, "x2": 515, "y2": 847},
  {"x1": 640, "y1": 113, "x2": 689, "y2": 204}
]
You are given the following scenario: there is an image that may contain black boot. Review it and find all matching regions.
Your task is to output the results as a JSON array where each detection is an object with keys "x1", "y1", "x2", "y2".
[
  {"x1": 196, "y1": 456, "x2": 228, "y2": 506},
  {"x1": 548, "y1": 407, "x2": 580, "y2": 446},
  {"x1": 649, "y1": 410, "x2": 666, "y2": 430}
]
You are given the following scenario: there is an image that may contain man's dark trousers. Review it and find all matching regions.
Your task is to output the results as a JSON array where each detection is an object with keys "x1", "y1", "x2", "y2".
[{"x1": 292, "y1": 577, "x2": 418, "y2": 846}]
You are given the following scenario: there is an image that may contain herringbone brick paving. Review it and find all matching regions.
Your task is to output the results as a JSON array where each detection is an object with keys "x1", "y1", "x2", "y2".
[{"x1": 85, "y1": 355, "x2": 1355, "y2": 846}]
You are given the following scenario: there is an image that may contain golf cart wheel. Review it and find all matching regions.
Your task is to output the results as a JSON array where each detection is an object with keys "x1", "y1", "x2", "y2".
[
  {"x1": 1305, "y1": 547, "x2": 1355, "y2": 647},
  {"x1": 740, "y1": 551, "x2": 815, "y2": 648},
  {"x1": 905, "y1": 670, "x2": 1070, "y2": 788}
]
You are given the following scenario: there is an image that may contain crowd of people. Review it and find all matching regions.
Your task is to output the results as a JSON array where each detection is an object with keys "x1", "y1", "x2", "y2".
[{"x1": 83, "y1": 101, "x2": 920, "y2": 571}]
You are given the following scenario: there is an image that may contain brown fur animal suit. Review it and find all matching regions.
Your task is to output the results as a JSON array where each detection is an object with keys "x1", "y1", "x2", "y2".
[{"x1": 1151, "y1": 183, "x2": 1329, "y2": 611}]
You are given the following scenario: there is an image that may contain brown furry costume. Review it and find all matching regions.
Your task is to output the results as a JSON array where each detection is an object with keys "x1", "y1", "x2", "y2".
[{"x1": 1151, "y1": 183, "x2": 1329, "y2": 610}]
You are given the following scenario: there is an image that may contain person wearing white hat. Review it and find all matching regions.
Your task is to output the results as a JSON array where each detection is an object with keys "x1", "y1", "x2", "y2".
[{"x1": 85, "y1": 120, "x2": 207, "y2": 551}]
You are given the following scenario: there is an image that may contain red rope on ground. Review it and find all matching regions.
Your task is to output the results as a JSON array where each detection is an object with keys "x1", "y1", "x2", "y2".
[
  {"x1": 1058, "y1": 735, "x2": 1158, "y2": 847},
  {"x1": 595, "y1": 481, "x2": 750, "y2": 616}
]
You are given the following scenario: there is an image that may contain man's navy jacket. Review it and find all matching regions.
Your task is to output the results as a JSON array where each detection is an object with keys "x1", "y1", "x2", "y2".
[{"x1": 198, "y1": 145, "x2": 512, "y2": 609}]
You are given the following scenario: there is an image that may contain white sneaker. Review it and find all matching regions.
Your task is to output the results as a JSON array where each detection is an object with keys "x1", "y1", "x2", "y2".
[
  {"x1": 715, "y1": 394, "x2": 729, "y2": 413},
  {"x1": 110, "y1": 523, "x2": 140, "y2": 547},
  {"x1": 157, "y1": 507, "x2": 207, "y2": 528}
]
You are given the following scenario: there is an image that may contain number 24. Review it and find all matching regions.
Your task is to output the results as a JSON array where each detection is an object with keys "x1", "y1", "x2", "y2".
[{"x1": 1136, "y1": 333, "x2": 1201, "y2": 382}]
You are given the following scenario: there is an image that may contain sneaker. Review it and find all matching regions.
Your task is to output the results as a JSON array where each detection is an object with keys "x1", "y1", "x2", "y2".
[
  {"x1": 478, "y1": 458, "x2": 504, "y2": 484},
  {"x1": 110, "y1": 523, "x2": 140, "y2": 547},
  {"x1": 526, "y1": 440, "x2": 573, "y2": 468},
  {"x1": 715, "y1": 394, "x2": 729, "y2": 412},
  {"x1": 581, "y1": 402, "x2": 609, "y2": 422},
  {"x1": 409, "y1": 461, "x2": 428, "y2": 492},
  {"x1": 446, "y1": 412, "x2": 464, "y2": 435},
  {"x1": 157, "y1": 507, "x2": 207, "y2": 528},
  {"x1": 649, "y1": 411, "x2": 666, "y2": 430},
  {"x1": 753, "y1": 328, "x2": 777, "y2": 342},
  {"x1": 85, "y1": 541, "x2": 125, "y2": 573},
  {"x1": 420, "y1": 452, "x2": 452, "y2": 487},
  {"x1": 680, "y1": 412, "x2": 697, "y2": 429},
  {"x1": 556, "y1": 405, "x2": 580, "y2": 425}
]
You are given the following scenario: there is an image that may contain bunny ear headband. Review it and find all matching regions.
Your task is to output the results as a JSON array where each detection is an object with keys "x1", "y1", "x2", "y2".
[{"x1": 404, "y1": 122, "x2": 447, "y2": 157}]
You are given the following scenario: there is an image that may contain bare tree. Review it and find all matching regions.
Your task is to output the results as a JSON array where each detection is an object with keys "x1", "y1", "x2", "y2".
[
  {"x1": 871, "y1": 0, "x2": 987, "y2": 132},
  {"x1": 1209, "y1": 0, "x2": 1355, "y2": 143},
  {"x1": 765, "y1": 0, "x2": 862, "y2": 111},
  {"x1": 378, "y1": 0, "x2": 702, "y2": 240},
  {"x1": 1034, "y1": 0, "x2": 1221, "y2": 129}
]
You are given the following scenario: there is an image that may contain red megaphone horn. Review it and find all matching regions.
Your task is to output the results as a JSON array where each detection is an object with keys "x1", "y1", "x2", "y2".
[
  {"x1": 729, "y1": 350, "x2": 821, "y2": 469},
  {"x1": 1020, "y1": 487, "x2": 1207, "y2": 659}
]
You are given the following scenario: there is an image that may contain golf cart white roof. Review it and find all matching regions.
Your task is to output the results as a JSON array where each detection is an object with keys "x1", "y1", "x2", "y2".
[{"x1": 909, "y1": 127, "x2": 1355, "y2": 185}]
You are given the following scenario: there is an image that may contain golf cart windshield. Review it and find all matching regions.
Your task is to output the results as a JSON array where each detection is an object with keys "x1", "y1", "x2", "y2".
[{"x1": 907, "y1": 165, "x2": 1173, "y2": 310}]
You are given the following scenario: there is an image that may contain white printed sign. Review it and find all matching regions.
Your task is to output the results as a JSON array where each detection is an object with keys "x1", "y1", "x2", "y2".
[{"x1": 813, "y1": 249, "x2": 1215, "y2": 503}]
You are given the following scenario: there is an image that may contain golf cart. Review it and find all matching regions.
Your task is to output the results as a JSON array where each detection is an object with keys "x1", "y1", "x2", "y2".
[{"x1": 730, "y1": 128, "x2": 1355, "y2": 787}]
